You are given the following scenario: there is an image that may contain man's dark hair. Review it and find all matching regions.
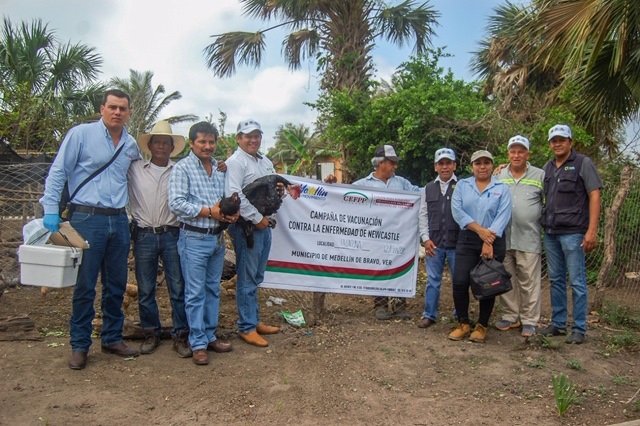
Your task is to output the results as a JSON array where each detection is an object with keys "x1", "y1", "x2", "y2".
[
  {"x1": 102, "y1": 89, "x2": 131, "y2": 106},
  {"x1": 189, "y1": 121, "x2": 219, "y2": 142}
]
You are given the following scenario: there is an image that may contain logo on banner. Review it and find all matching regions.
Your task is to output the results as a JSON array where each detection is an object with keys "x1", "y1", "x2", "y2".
[
  {"x1": 343, "y1": 191, "x2": 369, "y2": 205},
  {"x1": 299, "y1": 183, "x2": 328, "y2": 200},
  {"x1": 373, "y1": 197, "x2": 415, "y2": 209}
]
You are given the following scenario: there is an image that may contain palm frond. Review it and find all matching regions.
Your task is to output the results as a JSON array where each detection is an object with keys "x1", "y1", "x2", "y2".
[{"x1": 204, "y1": 31, "x2": 266, "y2": 78}]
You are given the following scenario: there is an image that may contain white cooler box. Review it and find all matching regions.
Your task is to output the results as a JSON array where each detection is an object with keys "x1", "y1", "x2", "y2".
[{"x1": 18, "y1": 244, "x2": 83, "y2": 288}]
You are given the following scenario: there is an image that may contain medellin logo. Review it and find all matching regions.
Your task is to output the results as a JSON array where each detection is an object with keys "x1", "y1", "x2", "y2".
[
  {"x1": 300, "y1": 183, "x2": 328, "y2": 200},
  {"x1": 342, "y1": 191, "x2": 369, "y2": 205}
]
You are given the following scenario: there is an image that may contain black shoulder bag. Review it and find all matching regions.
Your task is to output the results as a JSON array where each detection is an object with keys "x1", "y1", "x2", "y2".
[
  {"x1": 59, "y1": 143, "x2": 126, "y2": 220},
  {"x1": 470, "y1": 257, "x2": 513, "y2": 300}
]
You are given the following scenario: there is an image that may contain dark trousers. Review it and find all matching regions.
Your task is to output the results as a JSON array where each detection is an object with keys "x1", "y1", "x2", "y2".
[{"x1": 452, "y1": 230, "x2": 506, "y2": 327}]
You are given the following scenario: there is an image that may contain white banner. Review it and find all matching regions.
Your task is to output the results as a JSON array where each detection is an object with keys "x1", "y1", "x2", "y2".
[{"x1": 262, "y1": 175, "x2": 421, "y2": 297}]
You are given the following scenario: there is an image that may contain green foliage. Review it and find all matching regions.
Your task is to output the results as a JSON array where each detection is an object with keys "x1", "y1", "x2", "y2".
[
  {"x1": 603, "y1": 331, "x2": 640, "y2": 353},
  {"x1": 110, "y1": 69, "x2": 197, "y2": 139},
  {"x1": 599, "y1": 302, "x2": 640, "y2": 330},
  {"x1": 552, "y1": 373, "x2": 579, "y2": 416},
  {"x1": 567, "y1": 360, "x2": 583, "y2": 371},
  {"x1": 525, "y1": 356, "x2": 547, "y2": 368},
  {"x1": 316, "y1": 50, "x2": 489, "y2": 184},
  {"x1": 0, "y1": 18, "x2": 103, "y2": 152}
]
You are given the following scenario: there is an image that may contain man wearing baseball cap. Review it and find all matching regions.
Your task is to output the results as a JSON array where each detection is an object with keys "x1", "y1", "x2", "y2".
[
  {"x1": 495, "y1": 136, "x2": 545, "y2": 338},
  {"x1": 417, "y1": 148, "x2": 459, "y2": 328},
  {"x1": 353, "y1": 144, "x2": 421, "y2": 320},
  {"x1": 225, "y1": 118, "x2": 283, "y2": 347},
  {"x1": 539, "y1": 124, "x2": 602, "y2": 344}
]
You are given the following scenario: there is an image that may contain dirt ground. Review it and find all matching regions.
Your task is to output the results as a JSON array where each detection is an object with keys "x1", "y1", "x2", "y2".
[{"x1": 1, "y1": 262, "x2": 640, "y2": 426}]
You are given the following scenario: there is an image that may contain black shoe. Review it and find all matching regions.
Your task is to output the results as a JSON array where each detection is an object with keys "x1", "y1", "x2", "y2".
[
  {"x1": 565, "y1": 332, "x2": 585, "y2": 344},
  {"x1": 538, "y1": 324, "x2": 566, "y2": 336}
]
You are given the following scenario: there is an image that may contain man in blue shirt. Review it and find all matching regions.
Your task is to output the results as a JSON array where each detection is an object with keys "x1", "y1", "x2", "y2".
[
  {"x1": 353, "y1": 145, "x2": 421, "y2": 320},
  {"x1": 40, "y1": 90, "x2": 142, "y2": 370},
  {"x1": 169, "y1": 121, "x2": 238, "y2": 365}
]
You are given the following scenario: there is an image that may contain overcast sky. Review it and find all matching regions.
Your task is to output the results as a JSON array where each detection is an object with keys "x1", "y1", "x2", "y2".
[{"x1": 4, "y1": 0, "x2": 505, "y2": 150}]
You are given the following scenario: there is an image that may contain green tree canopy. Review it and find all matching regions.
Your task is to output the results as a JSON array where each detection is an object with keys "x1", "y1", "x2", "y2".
[
  {"x1": 110, "y1": 69, "x2": 197, "y2": 140},
  {"x1": 0, "y1": 17, "x2": 104, "y2": 152},
  {"x1": 204, "y1": 0, "x2": 440, "y2": 93},
  {"x1": 317, "y1": 50, "x2": 491, "y2": 184}
]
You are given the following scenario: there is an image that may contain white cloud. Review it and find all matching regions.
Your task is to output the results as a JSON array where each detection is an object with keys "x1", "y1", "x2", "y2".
[{"x1": 3, "y1": 0, "x2": 505, "y2": 151}]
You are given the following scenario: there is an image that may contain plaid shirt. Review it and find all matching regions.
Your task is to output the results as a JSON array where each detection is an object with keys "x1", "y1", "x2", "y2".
[{"x1": 168, "y1": 151, "x2": 225, "y2": 228}]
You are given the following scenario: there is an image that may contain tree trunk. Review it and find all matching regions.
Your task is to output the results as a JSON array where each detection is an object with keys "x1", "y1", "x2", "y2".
[{"x1": 594, "y1": 166, "x2": 634, "y2": 309}]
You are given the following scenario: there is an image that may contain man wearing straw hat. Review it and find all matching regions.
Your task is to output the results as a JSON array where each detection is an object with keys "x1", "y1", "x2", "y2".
[{"x1": 128, "y1": 120, "x2": 191, "y2": 358}]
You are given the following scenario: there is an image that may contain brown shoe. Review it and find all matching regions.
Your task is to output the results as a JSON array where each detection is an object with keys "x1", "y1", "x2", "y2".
[
  {"x1": 140, "y1": 330, "x2": 161, "y2": 355},
  {"x1": 68, "y1": 351, "x2": 87, "y2": 370},
  {"x1": 192, "y1": 349, "x2": 208, "y2": 365},
  {"x1": 470, "y1": 324, "x2": 488, "y2": 343},
  {"x1": 238, "y1": 330, "x2": 268, "y2": 347},
  {"x1": 448, "y1": 323, "x2": 471, "y2": 341},
  {"x1": 256, "y1": 323, "x2": 281, "y2": 335},
  {"x1": 417, "y1": 317, "x2": 435, "y2": 328},
  {"x1": 101, "y1": 342, "x2": 140, "y2": 357},
  {"x1": 173, "y1": 331, "x2": 192, "y2": 358},
  {"x1": 207, "y1": 339, "x2": 233, "y2": 353}
]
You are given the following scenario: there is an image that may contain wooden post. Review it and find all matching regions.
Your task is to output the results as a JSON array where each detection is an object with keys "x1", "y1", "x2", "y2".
[{"x1": 594, "y1": 166, "x2": 634, "y2": 309}]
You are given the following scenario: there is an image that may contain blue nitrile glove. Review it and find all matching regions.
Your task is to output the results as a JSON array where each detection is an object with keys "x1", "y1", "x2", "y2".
[{"x1": 43, "y1": 213, "x2": 61, "y2": 233}]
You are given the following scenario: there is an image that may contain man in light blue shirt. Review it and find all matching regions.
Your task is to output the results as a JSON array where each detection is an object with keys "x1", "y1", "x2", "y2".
[
  {"x1": 353, "y1": 145, "x2": 421, "y2": 320},
  {"x1": 40, "y1": 90, "x2": 141, "y2": 370}
]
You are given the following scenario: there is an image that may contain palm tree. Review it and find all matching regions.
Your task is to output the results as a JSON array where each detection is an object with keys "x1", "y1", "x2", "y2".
[
  {"x1": 472, "y1": 2, "x2": 561, "y2": 108},
  {"x1": 473, "y1": 0, "x2": 640, "y2": 158},
  {"x1": 525, "y1": 0, "x2": 640, "y2": 157},
  {"x1": 0, "y1": 18, "x2": 103, "y2": 152},
  {"x1": 205, "y1": 0, "x2": 439, "y2": 181},
  {"x1": 110, "y1": 69, "x2": 197, "y2": 139},
  {"x1": 204, "y1": 0, "x2": 439, "y2": 93},
  {"x1": 268, "y1": 122, "x2": 336, "y2": 176}
]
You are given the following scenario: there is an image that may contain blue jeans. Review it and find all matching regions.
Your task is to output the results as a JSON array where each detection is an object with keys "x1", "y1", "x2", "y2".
[
  {"x1": 177, "y1": 230, "x2": 225, "y2": 351},
  {"x1": 134, "y1": 228, "x2": 188, "y2": 337},
  {"x1": 228, "y1": 223, "x2": 271, "y2": 333},
  {"x1": 544, "y1": 233, "x2": 588, "y2": 334},
  {"x1": 69, "y1": 211, "x2": 129, "y2": 351},
  {"x1": 423, "y1": 247, "x2": 456, "y2": 320}
]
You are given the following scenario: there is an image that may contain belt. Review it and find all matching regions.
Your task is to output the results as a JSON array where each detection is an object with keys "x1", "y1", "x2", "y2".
[
  {"x1": 137, "y1": 225, "x2": 179, "y2": 234},
  {"x1": 180, "y1": 222, "x2": 216, "y2": 235},
  {"x1": 72, "y1": 204, "x2": 127, "y2": 215}
]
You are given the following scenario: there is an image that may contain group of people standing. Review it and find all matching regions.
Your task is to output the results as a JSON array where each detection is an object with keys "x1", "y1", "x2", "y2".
[
  {"x1": 412, "y1": 126, "x2": 601, "y2": 344},
  {"x1": 41, "y1": 90, "x2": 281, "y2": 369},
  {"x1": 39, "y1": 89, "x2": 602, "y2": 370}
]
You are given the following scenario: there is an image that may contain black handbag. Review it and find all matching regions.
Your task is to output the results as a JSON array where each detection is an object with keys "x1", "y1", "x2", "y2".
[{"x1": 470, "y1": 257, "x2": 512, "y2": 300}]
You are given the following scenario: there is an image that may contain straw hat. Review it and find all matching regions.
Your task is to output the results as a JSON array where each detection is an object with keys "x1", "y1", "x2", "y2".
[{"x1": 137, "y1": 121, "x2": 186, "y2": 157}]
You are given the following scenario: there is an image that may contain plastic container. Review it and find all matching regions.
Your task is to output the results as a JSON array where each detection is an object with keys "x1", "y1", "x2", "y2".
[{"x1": 18, "y1": 244, "x2": 83, "y2": 288}]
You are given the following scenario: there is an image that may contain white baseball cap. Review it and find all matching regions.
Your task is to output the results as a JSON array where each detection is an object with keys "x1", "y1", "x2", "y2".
[
  {"x1": 237, "y1": 119, "x2": 262, "y2": 134},
  {"x1": 434, "y1": 148, "x2": 456, "y2": 163},
  {"x1": 548, "y1": 124, "x2": 572, "y2": 141},
  {"x1": 507, "y1": 135, "x2": 530, "y2": 150}
]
